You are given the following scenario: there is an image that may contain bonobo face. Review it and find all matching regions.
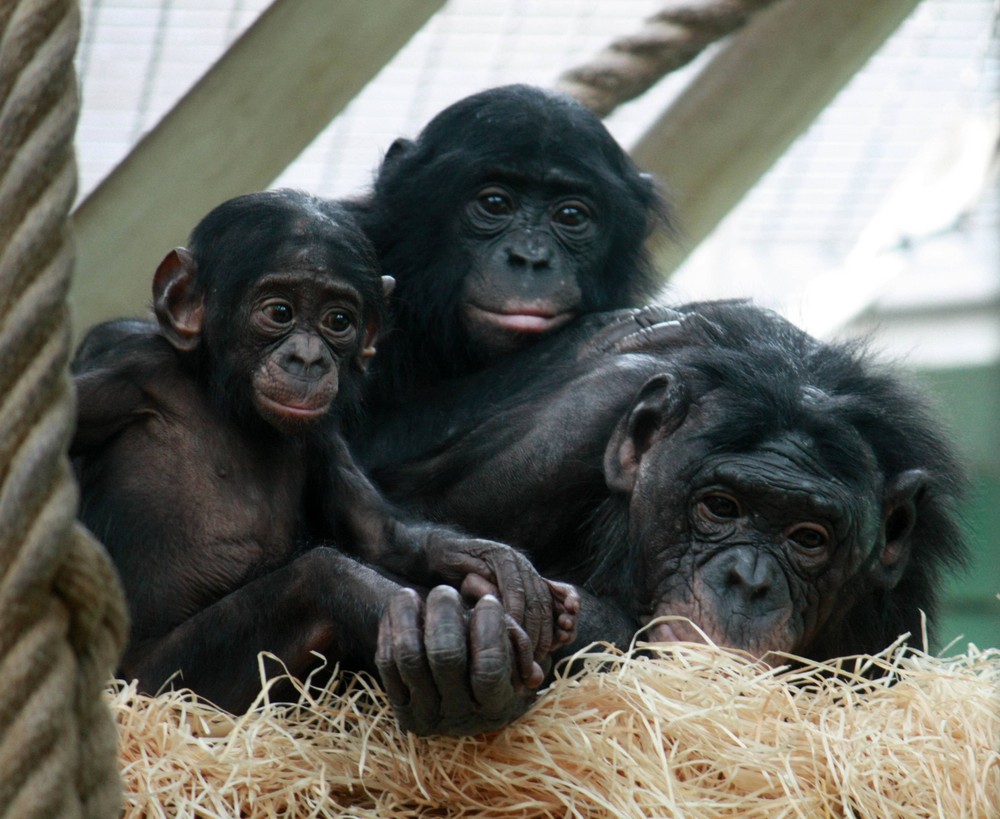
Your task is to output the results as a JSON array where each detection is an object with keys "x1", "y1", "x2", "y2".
[
  {"x1": 638, "y1": 433, "x2": 881, "y2": 657},
  {"x1": 243, "y1": 266, "x2": 364, "y2": 433},
  {"x1": 605, "y1": 374, "x2": 909, "y2": 659},
  {"x1": 153, "y1": 219, "x2": 383, "y2": 437},
  {"x1": 456, "y1": 176, "x2": 608, "y2": 358},
  {"x1": 369, "y1": 86, "x2": 661, "y2": 377}
]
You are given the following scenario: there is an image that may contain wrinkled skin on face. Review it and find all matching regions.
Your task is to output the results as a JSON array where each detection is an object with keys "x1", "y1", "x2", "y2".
[{"x1": 605, "y1": 372, "x2": 927, "y2": 660}]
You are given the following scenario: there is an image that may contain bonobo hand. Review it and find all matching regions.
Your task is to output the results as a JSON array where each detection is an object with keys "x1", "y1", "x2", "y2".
[
  {"x1": 420, "y1": 531, "x2": 579, "y2": 683},
  {"x1": 576, "y1": 305, "x2": 692, "y2": 358},
  {"x1": 376, "y1": 587, "x2": 543, "y2": 736}
]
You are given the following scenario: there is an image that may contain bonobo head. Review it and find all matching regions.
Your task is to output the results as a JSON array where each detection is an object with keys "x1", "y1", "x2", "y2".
[
  {"x1": 362, "y1": 84, "x2": 667, "y2": 383},
  {"x1": 595, "y1": 302, "x2": 967, "y2": 659},
  {"x1": 153, "y1": 189, "x2": 393, "y2": 433}
]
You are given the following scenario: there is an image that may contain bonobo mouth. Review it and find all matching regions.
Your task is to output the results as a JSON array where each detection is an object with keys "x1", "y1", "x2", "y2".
[
  {"x1": 638, "y1": 608, "x2": 796, "y2": 659},
  {"x1": 256, "y1": 392, "x2": 332, "y2": 423},
  {"x1": 465, "y1": 304, "x2": 576, "y2": 335},
  {"x1": 638, "y1": 615, "x2": 708, "y2": 645}
]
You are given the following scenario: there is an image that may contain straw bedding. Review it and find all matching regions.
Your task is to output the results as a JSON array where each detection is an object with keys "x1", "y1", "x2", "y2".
[{"x1": 111, "y1": 637, "x2": 1000, "y2": 818}]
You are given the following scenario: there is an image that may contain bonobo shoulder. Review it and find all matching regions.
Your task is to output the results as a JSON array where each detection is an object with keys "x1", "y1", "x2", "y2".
[
  {"x1": 71, "y1": 317, "x2": 159, "y2": 373},
  {"x1": 72, "y1": 329, "x2": 193, "y2": 419},
  {"x1": 74, "y1": 329, "x2": 181, "y2": 380}
]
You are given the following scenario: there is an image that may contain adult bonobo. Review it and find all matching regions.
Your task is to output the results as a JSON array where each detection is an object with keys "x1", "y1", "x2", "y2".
[
  {"x1": 71, "y1": 190, "x2": 576, "y2": 717},
  {"x1": 373, "y1": 302, "x2": 968, "y2": 730},
  {"x1": 349, "y1": 83, "x2": 667, "y2": 416}
]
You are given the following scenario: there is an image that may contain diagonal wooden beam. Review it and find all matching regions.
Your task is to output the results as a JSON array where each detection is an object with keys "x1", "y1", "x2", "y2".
[
  {"x1": 70, "y1": 0, "x2": 444, "y2": 335},
  {"x1": 630, "y1": 0, "x2": 920, "y2": 276}
]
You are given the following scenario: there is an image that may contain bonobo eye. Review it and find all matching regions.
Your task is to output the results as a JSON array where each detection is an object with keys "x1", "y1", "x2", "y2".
[
  {"x1": 476, "y1": 187, "x2": 514, "y2": 217},
  {"x1": 321, "y1": 309, "x2": 355, "y2": 337},
  {"x1": 698, "y1": 492, "x2": 741, "y2": 521},
  {"x1": 552, "y1": 201, "x2": 591, "y2": 228},
  {"x1": 787, "y1": 523, "x2": 830, "y2": 551},
  {"x1": 260, "y1": 300, "x2": 294, "y2": 328}
]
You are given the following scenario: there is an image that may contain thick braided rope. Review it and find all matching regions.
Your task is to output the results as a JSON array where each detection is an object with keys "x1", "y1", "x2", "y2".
[
  {"x1": 556, "y1": 0, "x2": 780, "y2": 116},
  {"x1": 0, "y1": 1, "x2": 127, "y2": 817}
]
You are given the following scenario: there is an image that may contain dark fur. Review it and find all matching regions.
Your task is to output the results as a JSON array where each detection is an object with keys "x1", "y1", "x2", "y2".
[
  {"x1": 369, "y1": 301, "x2": 968, "y2": 661},
  {"x1": 71, "y1": 190, "x2": 567, "y2": 720},
  {"x1": 587, "y1": 302, "x2": 966, "y2": 657},
  {"x1": 349, "y1": 84, "x2": 667, "y2": 406}
]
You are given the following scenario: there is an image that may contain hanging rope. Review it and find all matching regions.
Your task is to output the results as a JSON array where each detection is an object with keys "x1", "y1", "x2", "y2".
[
  {"x1": 556, "y1": 0, "x2": 780, "y2": 116},
  {"x1": 0, "y1": 1, "x2": 127, "y2": 817}
]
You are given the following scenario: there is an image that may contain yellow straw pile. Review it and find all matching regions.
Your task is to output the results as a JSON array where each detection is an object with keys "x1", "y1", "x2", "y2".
[{"x1": 111, "y1": 639, "x2": 1000, "y2": 818}]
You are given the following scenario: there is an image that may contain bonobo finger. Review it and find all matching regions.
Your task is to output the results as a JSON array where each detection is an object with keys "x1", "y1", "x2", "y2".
[
  {"x1": 467, "y1": 596, "x2": 518, "y2": 707},
  {"x1": 576, "y1": 306, "x2": 685, "y2": 358},
  {"x1": 375, "y1": 589, "x2": 440, "y2": 734},
  {"x1": 493, "y1": 545, "x2": 557, "y2": 663},
  {"x1": 548, "y1": 581, "x2": 580, "y2": 645},
  {"x1": 375, "y1": 588, "x2": 419, "y2": 705},
  {"x1": 423, "y1": 586, "x2": 476, "y2": 707},
  {"x1": 614, "y1": 310, "x2": 725, "y2": 355},
  {"x1": 610, "y1": 320, "x2": 686, "y2": 354},
  {"x1": 509, "y1": 615, "x2": 545, "y2": 689},
  {"x1": 460, "y1": 573, "x2": 500, "y2": 602}
]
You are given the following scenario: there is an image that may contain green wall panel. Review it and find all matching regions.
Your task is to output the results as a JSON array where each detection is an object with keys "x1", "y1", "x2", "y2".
[{"x1": 915, "y1": 365, "x2": 1000, "y2": 650}]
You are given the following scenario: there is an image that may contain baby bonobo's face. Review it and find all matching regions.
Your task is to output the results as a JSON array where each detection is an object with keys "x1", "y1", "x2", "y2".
[{"x1": 245, "y1": 268, "x2": 364, "y2": 433}]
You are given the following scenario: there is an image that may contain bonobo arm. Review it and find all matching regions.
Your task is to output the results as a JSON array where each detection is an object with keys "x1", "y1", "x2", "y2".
[
  {"x1": 372, "y1": 354, "x2": 662, "y2": 553},
  {"x1": 124, "y1": 546, "x2": 400, "y2": 714},
  {"x1": 70, "y1": 336, "x2": 167, "y2": 454},
  {"x1": 319, "y1": 436, "x2": 578, "y2": 686},
  {"x1": 71, "y1": 317, "x2": 159, "y2": 373}
]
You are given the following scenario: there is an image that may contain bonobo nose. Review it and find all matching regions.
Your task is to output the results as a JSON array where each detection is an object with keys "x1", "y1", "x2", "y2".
[
  {"x1": 709, "y1": 547, "x2": 787, "y2": 610},
  {"x1": 280, "y1": 336, "x2": 331, "y2": 379},
  {"x1": 506, "y1": 231, "x2": 553, "y2": 269}
]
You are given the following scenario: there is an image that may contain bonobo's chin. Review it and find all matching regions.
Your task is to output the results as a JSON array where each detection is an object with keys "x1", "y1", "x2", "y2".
[{"x1": 255, "y1": 394, "x2": 332, "y2": 435}]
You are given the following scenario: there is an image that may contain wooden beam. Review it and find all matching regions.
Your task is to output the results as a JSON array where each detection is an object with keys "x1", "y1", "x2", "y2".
[
  {"x1": 631, "y1": 0, "x2": 920, "y2": 275},
  {"x1": 70, "y1": 0, "x2": 444, "y2": 335}
]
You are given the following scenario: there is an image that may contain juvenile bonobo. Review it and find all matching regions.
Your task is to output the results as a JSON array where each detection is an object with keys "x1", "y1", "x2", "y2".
[
  {"x1": 372, "y1": 302, "x2": 968, "y2": 727},
  {"x1": 348, "y1": 84, "x2": 668, "y2": 433},
  {"x1": 71, "y1": 190, "x2": 576, "y2": 719}
]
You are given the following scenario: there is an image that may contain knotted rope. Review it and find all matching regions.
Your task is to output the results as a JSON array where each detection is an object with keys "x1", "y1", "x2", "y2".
[
  {"x1": 0, "y1": 1, "x2": 127, "y2": 817},
  {"x1": 556, "y1": 0, "x2": 780, "y2": 116}
]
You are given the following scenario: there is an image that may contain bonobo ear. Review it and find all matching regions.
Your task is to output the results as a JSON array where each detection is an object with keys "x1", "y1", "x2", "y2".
[
  {"x1": 383, "y1": 138, "x2": 415, "y2": 165},
  {"x1": 381, "y1": 275, "x2": 396, "y2": 300},
  {"x1": 153, "y1": 248, "x2": 203, "y2": 352},
  {"x1": 357, "y1": 276, "x2": 396, "y2": 371},
  {"x1": 604, "y1": 374, "x2": 685, "y2": 494},
  {"x1": 872, "y1": 468, "x2": 928, "y2": 588}
]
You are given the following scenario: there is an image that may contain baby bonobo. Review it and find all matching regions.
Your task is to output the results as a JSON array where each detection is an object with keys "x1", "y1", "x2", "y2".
[{"x1": 71, "y1": 190, "x2": 577, "y2": 723}]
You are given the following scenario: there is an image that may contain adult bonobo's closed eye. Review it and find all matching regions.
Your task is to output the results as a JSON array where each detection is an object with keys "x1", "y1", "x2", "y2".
[{"x1": 354, "y1": 83, "x2": 668, "y2": 399}]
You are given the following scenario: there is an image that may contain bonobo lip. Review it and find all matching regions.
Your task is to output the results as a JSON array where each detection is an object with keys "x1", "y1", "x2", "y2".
[
  {"x1": 256, "y1": 393, "x2": 331, "y2": 422},
  {"x1": 466, "y1": 304, "x2": 576, "y2": 334},
  {"x1": 638, "y1": 614, "x2": 706, "y2": 645}
]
